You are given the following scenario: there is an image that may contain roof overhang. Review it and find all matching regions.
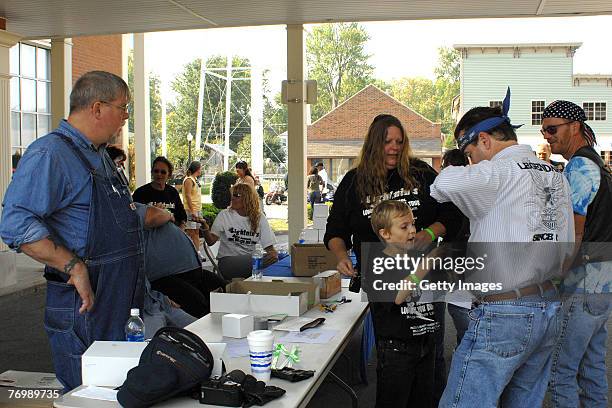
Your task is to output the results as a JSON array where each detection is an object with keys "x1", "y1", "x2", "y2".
[{"x1": 3, "y1": 0, "x2": 612, "y2": 40}]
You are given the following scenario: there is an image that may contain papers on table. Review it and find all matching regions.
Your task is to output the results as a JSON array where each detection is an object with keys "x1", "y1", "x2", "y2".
[
  {"x1": 72, "y1": 385, "x2": 118, "y2": 401},
  {"x1": 224, "y1": 337, "x2": 250, "y2": 358},
  {"x1": 272, "y1": 317, "x2": 323, "y2": 332},
  {"x1": 0, "y1": 370, "x2": 62, "y2": 389},
  {"x1": 277, "y1": 329, "x2": 338, "y2": 344}
]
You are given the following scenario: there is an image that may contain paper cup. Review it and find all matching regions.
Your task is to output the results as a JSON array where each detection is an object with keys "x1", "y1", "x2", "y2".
[{"x1": 247, "y1": 330, "x2": 274, "y2": 382}]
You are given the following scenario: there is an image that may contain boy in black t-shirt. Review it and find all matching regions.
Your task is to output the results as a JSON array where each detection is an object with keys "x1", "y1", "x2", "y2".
[{"x1": 367, "y1": 200, "x2": 439, "y2": 408}]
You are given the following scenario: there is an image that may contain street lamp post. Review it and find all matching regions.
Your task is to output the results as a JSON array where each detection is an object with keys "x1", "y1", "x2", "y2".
[{"x1": 187, "y1": 132, "x2": 193, "y2": 164}]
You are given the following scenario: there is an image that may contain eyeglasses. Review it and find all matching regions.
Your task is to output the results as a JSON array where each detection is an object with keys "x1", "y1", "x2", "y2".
[
  {"x1": 540, "y1": 121, "x2": 574, "y2": 136},
  {"x1": 232, "y1": 192, "x2": 242, "y2": 198},
  {"x1": 100, "y1": 100, "x2": 131, "y2": 114},
  {"x1": 152, "y1": 169, "x2": 168, "y2": 175}
]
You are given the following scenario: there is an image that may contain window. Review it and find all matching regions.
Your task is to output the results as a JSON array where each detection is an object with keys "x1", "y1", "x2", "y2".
[
  {"x1": 10, "y1": 42, "x2": 52, "y2": 166},
  {"x1": 489, "y1": 101, "x2": 502, "y2": 108},
  {"x1": 531, "y1": 100, "x2": 545, "y2": 125},
  {"x1": 583, "y1": 102, "x2": 607, "y2": 121},
  {"x1": 601, "y1": 151, "x2": 612, "y2": 168}
]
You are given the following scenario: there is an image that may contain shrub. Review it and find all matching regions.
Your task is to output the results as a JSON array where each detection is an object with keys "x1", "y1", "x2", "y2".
[
  {"x1": 201, "y1": 203, "x2": 222, "y2": 227},
  {"x1": 211, "y1": 171, "x2": 238, "y2": 209}
]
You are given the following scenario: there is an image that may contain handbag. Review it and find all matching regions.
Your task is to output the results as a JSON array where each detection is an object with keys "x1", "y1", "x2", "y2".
[{"x1": 117, "y1": 326, "x2": 214, "y2": 408}]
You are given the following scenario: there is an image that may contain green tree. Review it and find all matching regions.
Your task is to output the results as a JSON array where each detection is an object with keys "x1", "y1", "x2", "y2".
[
  {"x1": 435, "y1": 47, "x2": 461, "y2": 83},
  {"x1": 306, "y1": 23, "x2": 374, "y2": 121},
  {"x1": 167, "y1": 55, "x2": 252, "y2": 170},
  {"x1": 236, "y1": 134, "x2": 286, "y2": 165},
  {"x1": 388, "y1": 47, "x2": 460, "y2": 135}
]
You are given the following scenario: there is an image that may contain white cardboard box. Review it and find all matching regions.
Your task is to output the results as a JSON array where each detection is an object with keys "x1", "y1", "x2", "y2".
[
  {"x1": 211, "y1": 281, "x2": 309, "y2": 316},
  {"x1": 222, "y1": 314, "x2": 254, "y2": 338},
  {"x1": 82, "y1": 341, "x2": 227, "y2": 386},
  {"x1": 313, "y1": 216, "x2": 327, "y2": 230},
  {"x1": 81, "y1": 341, "x2": 147, "y2": 387},
  {"x1": 312, "y1": 203, "x2": 329, "y2": 218}
]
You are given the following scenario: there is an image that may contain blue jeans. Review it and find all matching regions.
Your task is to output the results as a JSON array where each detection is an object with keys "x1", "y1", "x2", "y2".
[
  {"x1": 447, "y1": 303, "x2": 470, "y2": 347},
  {"x1": 440, "y1": 293, "x2": 560, "y2": 408},
  {"x1": 549, "y1": 294, "x2": 612, "y2": 408}
]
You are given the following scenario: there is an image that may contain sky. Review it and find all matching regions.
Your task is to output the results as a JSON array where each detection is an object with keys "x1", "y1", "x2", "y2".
[{"x1": 145, "y1": 15, "x2": 612, "y2": 102}]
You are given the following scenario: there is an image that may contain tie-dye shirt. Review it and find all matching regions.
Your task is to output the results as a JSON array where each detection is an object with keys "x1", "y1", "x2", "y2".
[
  {"x1": 564, "y1": 156, "x2": 600, "y2": 216},
  {"x1": 563, "y1": 156, "x2": 612, "y2": 293}
]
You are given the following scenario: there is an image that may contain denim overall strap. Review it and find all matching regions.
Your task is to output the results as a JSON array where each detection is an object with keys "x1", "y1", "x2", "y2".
[{"x1": 44, "y1": 134, "x2": 144, "y2": 392}]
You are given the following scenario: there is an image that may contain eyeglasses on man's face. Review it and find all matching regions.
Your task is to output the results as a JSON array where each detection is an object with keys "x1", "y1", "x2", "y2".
[
  {"x1": 540, "y1": 121, "x2": 574, "y2": 136},
  {"x1": 152, "y1": 168, "x2": 168, "y2": 175},
  {"x1": 100, "y1": 100, "x2": 131, "y2": 114}
]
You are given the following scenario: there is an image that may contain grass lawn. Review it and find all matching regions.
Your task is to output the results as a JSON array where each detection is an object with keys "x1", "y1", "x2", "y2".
[{"x1": 268, "y1": 218, "x2": 288, "y2": 234}]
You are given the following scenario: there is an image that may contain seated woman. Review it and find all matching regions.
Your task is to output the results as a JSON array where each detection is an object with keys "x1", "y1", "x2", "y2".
[
  {"x1": 135, "y1": 203, "x2": 227, "y2": 319},
  {"x1": 201, "y1": 183, "x2": 278, "y2": 275},
  {"x1": 133, "y1": 156, "x2": 187, "y2": 229}
]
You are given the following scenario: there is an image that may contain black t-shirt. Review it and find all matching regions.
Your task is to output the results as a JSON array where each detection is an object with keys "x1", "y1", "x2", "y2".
[
  {"x1": 132, "y1": 183, "x2": 187, "y2": 225},
  {"x1": 324, "y1": 160, "x2": 462, "y2": 271},
  {"x1": 365, "y1": 246, "x2": 440, "y2": 340}
]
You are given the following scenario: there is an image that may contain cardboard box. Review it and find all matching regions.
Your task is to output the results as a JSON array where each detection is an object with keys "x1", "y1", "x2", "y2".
[
  {"x1": 313, "y1": 270, "x2": 341, "y2": 299},
  {"x1": 81, "y1": 341, "x2": 147, "y2": 387},
  {"x1": 243, "y1": 277, "x2": 320, "y2": 307},
  {"x1": 313, "y1": 216, "x2": 327, "y2": 230},
  {"x1": 291, "y1": 243, "x2": 338, "y2": 277},
  {"x1": 222, "y1": 314, "x2": 254, "y2": 338},
  {"x1": 312, "y1": 203, "x2": 329, "y2": 218},
  {"x1": 211, "y1": 281, "x2": 310, "y2": 316}
]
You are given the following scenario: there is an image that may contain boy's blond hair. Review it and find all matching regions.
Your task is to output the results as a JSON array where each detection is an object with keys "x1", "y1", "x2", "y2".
[{"x1": 371, "y1": 200, "x2": 413, "y2": 241}]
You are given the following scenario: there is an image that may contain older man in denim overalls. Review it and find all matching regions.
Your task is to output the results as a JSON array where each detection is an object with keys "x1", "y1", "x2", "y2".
[{"x1": 0, "y1": 71, "x2": 144, "y2": 392}]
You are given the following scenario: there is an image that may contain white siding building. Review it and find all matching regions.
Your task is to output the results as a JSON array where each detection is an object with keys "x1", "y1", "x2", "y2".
[{"x1": 455, "y1": 43, "x2": 612, "y2": 165}]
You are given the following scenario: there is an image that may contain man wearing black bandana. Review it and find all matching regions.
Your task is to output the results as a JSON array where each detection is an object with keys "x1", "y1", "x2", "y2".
[
  {"x1": 542, "y1": 100, "x2": 612, "y2": 408},
  {"x1": 430, "y1": 88, "x2": 574, "y2": 407}
]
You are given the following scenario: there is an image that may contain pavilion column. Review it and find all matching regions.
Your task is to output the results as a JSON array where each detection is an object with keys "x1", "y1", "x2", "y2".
[
  {"x1": 50, "y1": 38, "x2": 72, "y2": 126},
  {"x1": 286, "y1": 25, "x2": 307, "y2": 243},
  {"x1": 121, "y1": 34, "x2": 131, "y2": 183},
  {"x1": 0, "y1": 29, "x2": 21, "y2": 283},
  {"x1": 133, "y1": 33, "x2": 151, "y2": 187}
]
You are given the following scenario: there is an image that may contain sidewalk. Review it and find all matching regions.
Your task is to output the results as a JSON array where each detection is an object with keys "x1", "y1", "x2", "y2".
[{"x1": 0, "y1": 253, "x2": 45, "y2": 298}]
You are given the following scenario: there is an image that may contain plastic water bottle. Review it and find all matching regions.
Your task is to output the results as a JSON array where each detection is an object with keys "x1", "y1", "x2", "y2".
[
  {"x1": 125, "y1": 308, "x2": 145, "y2": 342},
  {"x1": 252, "y1": 243, "x2": 264, "y2": 280},
  {"x1": 298, "y1": 231, "x2": 306, "y2": 244}
]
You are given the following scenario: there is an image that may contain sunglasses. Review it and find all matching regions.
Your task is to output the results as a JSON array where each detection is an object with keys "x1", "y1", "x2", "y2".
[
  {"x1": 152, "y1": 169, "x2": 168, "y2": 175},
  {"x1": 232, "y1": 192, "x2": 242, "y2": 198},
  {"x1": 540, "y1": 121, "x2": 574, "y2": 136}
]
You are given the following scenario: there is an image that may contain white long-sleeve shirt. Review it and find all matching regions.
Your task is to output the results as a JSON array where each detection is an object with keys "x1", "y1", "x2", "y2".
[{"x1": 431, "y1": 144, "x2": 575, "y2": 293}]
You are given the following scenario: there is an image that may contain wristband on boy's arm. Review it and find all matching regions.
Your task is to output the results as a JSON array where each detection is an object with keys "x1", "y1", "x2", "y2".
[
  {"x1": 424, "y1": 227, "x2": 436, "y2": 242},
  {"x1": 409, "y1": 274, "x2": 421, "y2": 284}
]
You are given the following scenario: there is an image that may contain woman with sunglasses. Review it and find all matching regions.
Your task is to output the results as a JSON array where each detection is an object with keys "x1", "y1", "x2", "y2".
[
  {"x1": 201, "y1": 183, "x2": 278, "y2": 270},
  {"x1": 133, "y1": 156, "x2": 187, "y2": 229},
  {"x1": 235, "y1": 160, "x2": 256, "y2": 187}
]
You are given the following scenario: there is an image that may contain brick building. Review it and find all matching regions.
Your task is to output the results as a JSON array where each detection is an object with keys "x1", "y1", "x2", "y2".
[{"x1": 307, "y1": 84, "x2": 442, "y2": 182}]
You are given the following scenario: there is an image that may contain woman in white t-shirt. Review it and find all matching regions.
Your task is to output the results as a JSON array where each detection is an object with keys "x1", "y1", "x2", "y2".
[{"x1": 201, "y1": 183, "x2": 278, "y2": 266}]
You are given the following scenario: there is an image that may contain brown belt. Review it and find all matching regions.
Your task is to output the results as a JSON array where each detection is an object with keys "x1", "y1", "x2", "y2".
[{"x1": 481, "y1": 280, "x2": 555, "y2": 302}]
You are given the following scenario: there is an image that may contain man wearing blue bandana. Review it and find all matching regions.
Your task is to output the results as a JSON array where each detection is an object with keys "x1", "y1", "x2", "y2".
[
  {"x1": 430, "y1": 88, "x2": 575, "y2": 407},
  {"x1": 542, "y1": 100, "x2": 612, "y2": 408}
]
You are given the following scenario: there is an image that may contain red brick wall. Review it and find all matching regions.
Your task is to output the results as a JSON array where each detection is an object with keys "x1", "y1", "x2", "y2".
[
  {"x1": 72, "y1": 35, "x2": 122, "y2": 83},
  {"x1": 308, "y1": 85, "x2": 441, "y2": 141}
]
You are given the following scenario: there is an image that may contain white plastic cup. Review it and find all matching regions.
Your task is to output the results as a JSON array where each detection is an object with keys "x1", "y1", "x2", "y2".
[{"x1": 247, "y1": 330, "x2": 274, "y2": 382}]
